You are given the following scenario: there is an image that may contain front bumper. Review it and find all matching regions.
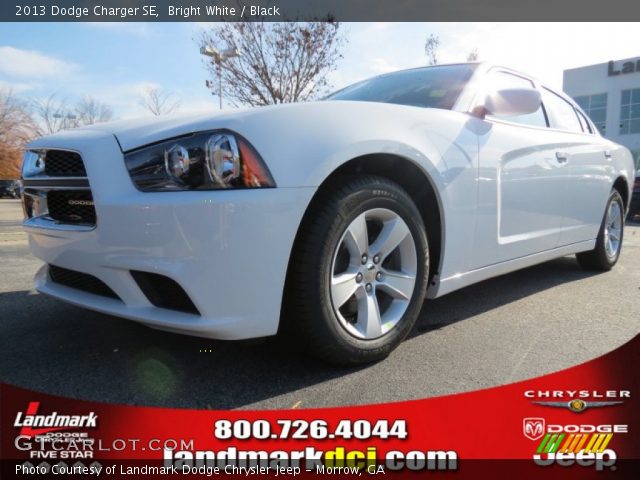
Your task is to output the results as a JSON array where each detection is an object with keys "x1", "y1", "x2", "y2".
[{"x1": 24, "y1": 130, "x2": 315, "y2": 339}]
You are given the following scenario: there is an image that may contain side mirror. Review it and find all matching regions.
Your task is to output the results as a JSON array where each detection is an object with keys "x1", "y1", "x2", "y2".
[{"x1": 475, "y1": 87, "x2": 541, "y2": 118}]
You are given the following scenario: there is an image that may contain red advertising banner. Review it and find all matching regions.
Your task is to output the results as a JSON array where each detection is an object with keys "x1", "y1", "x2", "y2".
[{"x1": 1, "y1": 335, "x2": 638, "y2": 478}]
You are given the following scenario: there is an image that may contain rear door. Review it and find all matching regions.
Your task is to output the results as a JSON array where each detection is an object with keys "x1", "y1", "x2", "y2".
[
  {"x1": 539, "y1": 91, "x2": 612, "y2": 246},
  {"x1": 560, "y1": 94, "x2": 617, "y2": 245}
]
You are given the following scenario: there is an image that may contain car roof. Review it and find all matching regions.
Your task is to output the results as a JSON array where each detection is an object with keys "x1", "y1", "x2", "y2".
[
  {"x1": 333, "y1": 62, "x2": 598, "y2": 133},
  {"x1": 388, "y1": 62, "x2": 556, "y2": 95}
]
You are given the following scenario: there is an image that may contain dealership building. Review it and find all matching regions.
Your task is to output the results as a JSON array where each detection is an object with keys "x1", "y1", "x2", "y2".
[{"x1": 563, "y1": 56, "x2": 640, "y2": 170}]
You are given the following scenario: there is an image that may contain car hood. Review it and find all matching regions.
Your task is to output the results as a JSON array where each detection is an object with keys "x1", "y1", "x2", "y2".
[
  {"x1": 75, "y1": 107, "x2": 253, "y2": 152},
  {"x1": 42, "y1": 101, "x2": 459, "y2": 152},
  {"x1": 27, "y1": 101, "x2": 472, "y2": 189}
]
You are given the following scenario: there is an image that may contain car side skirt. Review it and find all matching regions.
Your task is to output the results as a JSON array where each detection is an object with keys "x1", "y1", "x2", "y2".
[{"x1": 427, "y1": 239, "x2": 596, "y2": 299}]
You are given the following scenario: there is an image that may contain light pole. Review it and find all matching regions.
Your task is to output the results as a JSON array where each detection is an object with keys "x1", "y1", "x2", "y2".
[
  {"x1": 199, "y1": 46, "x2": 242, "y2": 109},
  {"x1": 53, "y1": 112, "x2": 77, "y2": 131}
]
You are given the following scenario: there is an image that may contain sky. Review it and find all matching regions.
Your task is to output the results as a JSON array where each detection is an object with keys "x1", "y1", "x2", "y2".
[{"x1": 0, "y1": 22, "x2": 638, "y2": 119}]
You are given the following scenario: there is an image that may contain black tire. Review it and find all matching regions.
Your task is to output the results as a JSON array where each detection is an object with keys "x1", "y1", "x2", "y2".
[
  {"x1": 576, "y1": 190, "x2": 625, "y2": 271},
  {"x1": 282, "y1": 175, "x2": 429, "y2": 366}
]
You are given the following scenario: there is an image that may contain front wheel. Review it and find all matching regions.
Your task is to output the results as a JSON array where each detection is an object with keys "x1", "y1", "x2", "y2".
[
  {"x1": 284, "y1": 176, "x2": 429, "y2": 366},
  {"x1": 576, "y1": 190, "x2": 625, "y2": 271}
]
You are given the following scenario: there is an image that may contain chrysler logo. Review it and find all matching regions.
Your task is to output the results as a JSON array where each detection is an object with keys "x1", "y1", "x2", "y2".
[
  {"x1": 523, "y1": 417, "x2": 545, "y2": 441},
  {"x1": 67, "y1": 199, "x2": 94, "y2": 206},
  {"x1": 532, "y1": 400, "x2": 623, "y2": 413}
]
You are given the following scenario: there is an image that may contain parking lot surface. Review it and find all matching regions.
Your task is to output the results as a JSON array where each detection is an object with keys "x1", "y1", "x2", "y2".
[{"x1": 1, "y1": 199, "x2": 639, "y2": 410}]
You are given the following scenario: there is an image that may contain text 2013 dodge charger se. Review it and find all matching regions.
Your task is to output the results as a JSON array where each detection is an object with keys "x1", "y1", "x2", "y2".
[{"x1": 22, "y1": 63, "x2": 635, "y2": 365}]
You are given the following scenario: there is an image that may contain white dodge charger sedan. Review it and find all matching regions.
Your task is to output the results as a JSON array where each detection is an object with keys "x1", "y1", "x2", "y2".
[{"x1": 22, "y1": 63, "x2": 635, "y2": 364}]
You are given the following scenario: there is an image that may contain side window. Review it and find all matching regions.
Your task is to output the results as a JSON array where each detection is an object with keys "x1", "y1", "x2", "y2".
[
  {"x1": 541, "y1": 88, "x2": 583, "y2": 133},
  {"x1": 576, "y1": 109, "x2": 593, "y2": 134},
  {"x1": 574, "y1": 93, "x2": 607, "y2": 135},
  {"x1": 485, "y1": 71, "x2": 547, "y2": 128}
]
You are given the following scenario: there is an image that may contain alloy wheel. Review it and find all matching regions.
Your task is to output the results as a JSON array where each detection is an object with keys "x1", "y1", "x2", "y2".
[
  {"x1": 330, "y1": 208, "x2": 418, "y2": 340},
  {"x1": 604, "y1": 199, "x2": 623, "y2": 259}
]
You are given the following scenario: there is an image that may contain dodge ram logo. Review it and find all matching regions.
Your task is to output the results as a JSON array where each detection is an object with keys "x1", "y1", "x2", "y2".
[{"x1": 523, "y1": 418, "x2": 545, "y2": 440}]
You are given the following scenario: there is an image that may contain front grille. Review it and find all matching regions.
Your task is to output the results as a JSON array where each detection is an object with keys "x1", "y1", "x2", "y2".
[
  {"x1": 49, "y1": 265, "x2": 120, "y2": 300},
  {"x1": 131, "y1": 271, "x2": 200, "y2": 315},
  {"x1": 47, "y1": 190, "x2": 96, "y2": 225},
  {"x1": 45, "y1": 150, "x2": 86, "y2": 177}
]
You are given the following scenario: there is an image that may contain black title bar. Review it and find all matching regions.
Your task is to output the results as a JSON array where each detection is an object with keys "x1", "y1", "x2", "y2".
[{"x1": 3, "y1": 0, "x2": 640, "y2": 22}]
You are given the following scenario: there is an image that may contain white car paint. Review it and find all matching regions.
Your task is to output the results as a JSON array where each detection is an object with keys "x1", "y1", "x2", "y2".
[{"x1": 22, "y1": 63, "x2": 635, "y2": 339}]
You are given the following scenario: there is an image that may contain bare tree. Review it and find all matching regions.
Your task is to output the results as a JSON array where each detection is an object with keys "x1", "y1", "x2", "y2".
[
  {"x1": 75, "y1": 96, "x2": 113, "y2": 125},
  {"x1": 31, "y1": 93, "x2": 79, "y2": 135},
  {"x1": 139, "y1": 87, "x2": 180, "y2": 116},
  {"x1": 198, "y1": 21, "x2": 345, "y2": 107},
  {"x1": 466, "y1": 49, "x2": 479, "y2": 62},
  {"x1": 0, "y1": 89, "x2": 37, "y2": 178},
  {"x1": 32, "y1": 92, "x2": 116, "y2": 135},
  {"x1": 424, "y1": 34, "x2": 440, "y2": 66},
  {"x1": 0, "y1": 90, "x2": 36, "y2": 147}
]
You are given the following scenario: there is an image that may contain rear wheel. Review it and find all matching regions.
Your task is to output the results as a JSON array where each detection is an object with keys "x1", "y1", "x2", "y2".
[
  {"x1": 576, "y1": 190, "x2": 624, "y2": 271},
  {"x1": 284, "y1": 176, "x2": 429, "y2": 365}
]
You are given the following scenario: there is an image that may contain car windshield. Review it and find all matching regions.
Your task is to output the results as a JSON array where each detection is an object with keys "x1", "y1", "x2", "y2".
[{"x1": 326, "y1": 64, "x2": 477, "y2": 110}]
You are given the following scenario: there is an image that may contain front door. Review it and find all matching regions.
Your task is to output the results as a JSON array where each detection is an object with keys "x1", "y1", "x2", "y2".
[
  {"x1": 470, "y1": 70, "x2": 568, "y2": 270},
  {"x1": 472, "y1": 120, "x2": 568, "y2": 269}
]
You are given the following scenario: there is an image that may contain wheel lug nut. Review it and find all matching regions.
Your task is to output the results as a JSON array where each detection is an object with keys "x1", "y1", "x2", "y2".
[
  {"x1": 361, "y1": 254, "x2": 368, "y2": 264},
  {"x1": 376, "y1": 272, "x2": 382, "y2": 281},
  {"x1": 365, "y1": 283, "x2": 372, "y2": 292},
  {"x1": 356, "y1": 273, "x2": 363, "y2": 283},
  {"x1": 373, "y1": 255, "x2": 380, "y2": 264}
]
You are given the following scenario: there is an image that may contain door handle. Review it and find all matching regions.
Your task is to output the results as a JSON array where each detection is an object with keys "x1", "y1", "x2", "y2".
[
  {"x1": 555, "y1": 151, "x2": 568, "y2": 163},
  {"x1": 604, "y1": 150, "x2": 612, "y2": 161}
]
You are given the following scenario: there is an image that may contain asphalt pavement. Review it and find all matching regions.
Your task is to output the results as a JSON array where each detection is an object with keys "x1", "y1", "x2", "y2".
[{"x1": 1, "y1": 199, "x2": 639, "y2": 410}]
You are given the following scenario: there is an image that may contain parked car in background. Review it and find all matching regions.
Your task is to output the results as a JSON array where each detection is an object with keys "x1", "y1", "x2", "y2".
[
  {"x1": 629, "y1": 169, "x2": 640, "y2": 220},
  {"x1": 0, "y1": 180, "x2": 20, "y2": 199},
  {"x1": 21, "y1": 63, "x2": 636, "y2": 365}
]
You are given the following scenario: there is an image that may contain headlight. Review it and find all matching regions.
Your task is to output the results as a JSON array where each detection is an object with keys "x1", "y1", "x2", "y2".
[{"x1": 124, "y1": 131, "x2": 275, "y2": 191}]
